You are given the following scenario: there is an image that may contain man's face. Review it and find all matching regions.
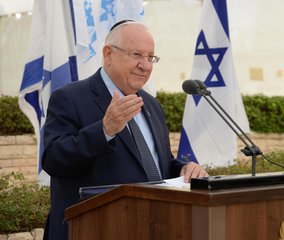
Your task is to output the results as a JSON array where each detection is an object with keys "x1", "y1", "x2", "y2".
[{"x1": 105, "y1": 24, "x2": 155, "y2": 95}]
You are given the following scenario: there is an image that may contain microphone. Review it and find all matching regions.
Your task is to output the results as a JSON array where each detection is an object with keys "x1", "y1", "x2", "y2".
[
  {"x1": 182, "y1": 80, "x2": 200, "y2": 95},
  {"x1": 182, "y1": 79, "x2": 262, "y2": 176},
  {"x1": 182, "y1": 79, "x2": 211, "y2": 95}
]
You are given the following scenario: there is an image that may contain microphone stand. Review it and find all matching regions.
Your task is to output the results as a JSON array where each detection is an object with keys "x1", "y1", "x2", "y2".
[{"x1": 195, "y1": 86, "x2": 262, "y2": 176}]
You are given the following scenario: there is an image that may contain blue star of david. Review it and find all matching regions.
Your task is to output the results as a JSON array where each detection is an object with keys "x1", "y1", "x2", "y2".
[
  {"x1": 193, "y1": 30, "x2": 227, "y2": 105},
  {"x1": 100, "y1": 0, "x2": 115, "y2": 22},
  {"x1": 83, "y1": 1, "x2": 97, "y2": 59}
]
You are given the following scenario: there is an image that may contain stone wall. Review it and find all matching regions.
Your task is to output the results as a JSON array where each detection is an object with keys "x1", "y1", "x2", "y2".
[
  {"x1": 0, "y1": 228, "x2": 43, "y2": 240},
  {"x1": 0, "y1": 135, "x2": 38, "y2": 181},
  {"x1": 0, "y1": 133, "x2": 283, "y2": 181}
]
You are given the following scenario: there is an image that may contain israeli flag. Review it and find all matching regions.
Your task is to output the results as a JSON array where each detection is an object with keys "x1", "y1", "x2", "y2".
[
  {"x1": 19, "y1": 0, "x2": 78, "y2": 185},
  {"x1": 19, "y1": 0, "x2": 144, "y2": 185},
  {"x1": 178, "y1": 0, "x2": 250, "y2": 167}
]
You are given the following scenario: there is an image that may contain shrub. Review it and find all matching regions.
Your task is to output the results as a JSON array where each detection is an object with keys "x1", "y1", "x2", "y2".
[
  {"x1": 156, "y1": 92, "x2": 186, "y2": 132},
  {"x1": 0, "y1": 96, "x2": 34, "y2": 135},
  {"x1": 0, "y1": 172, "x2": 50, "y2": 234},
  {"x1": 242, "y1": 95, "x2": 284, "y2": 133}
]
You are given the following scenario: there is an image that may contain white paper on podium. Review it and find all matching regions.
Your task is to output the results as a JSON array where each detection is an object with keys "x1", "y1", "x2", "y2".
[{"x1": 156, "y1": 176, "x2": 191, "y2": 189}]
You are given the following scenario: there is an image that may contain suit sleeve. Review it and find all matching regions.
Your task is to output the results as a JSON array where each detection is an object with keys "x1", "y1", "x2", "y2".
[{"x1": 42, "y1": 88, "x2": 115, "y2": 178}]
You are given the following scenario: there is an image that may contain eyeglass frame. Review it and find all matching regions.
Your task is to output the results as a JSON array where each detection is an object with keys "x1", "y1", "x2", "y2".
[{"x1": 110, "y1": 44, "x2": 160, "y2": 63}]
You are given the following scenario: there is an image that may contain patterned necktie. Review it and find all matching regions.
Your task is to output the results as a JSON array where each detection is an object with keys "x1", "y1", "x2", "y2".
[{"x1": 128, "y1": 118, "x2": 162, "y2": 181}]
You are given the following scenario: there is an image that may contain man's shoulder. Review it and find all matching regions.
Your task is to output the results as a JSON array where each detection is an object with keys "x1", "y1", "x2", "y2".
[
  {"x1": 138, "y1": 89, "x2": 157, "y2": 102},
  {"x1": 139, "y1": 89, "x2": 164, "y2": 114},
  {"x1": 53, "y1": 69, "x2": 101, "y2": 95},
  {"x1": 63, "y1": 78, "x2": 90, "y2": 91}
]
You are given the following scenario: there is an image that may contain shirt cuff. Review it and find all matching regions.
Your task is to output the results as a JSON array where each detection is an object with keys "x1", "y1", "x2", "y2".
[{"x1": 103, "y1": 127, "x2": 115, "y2": 142}]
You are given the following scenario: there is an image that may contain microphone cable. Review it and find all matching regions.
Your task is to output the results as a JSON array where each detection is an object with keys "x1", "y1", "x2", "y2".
[{"x1": 261, "y1": 153, "x2": 284, "y2": 169}]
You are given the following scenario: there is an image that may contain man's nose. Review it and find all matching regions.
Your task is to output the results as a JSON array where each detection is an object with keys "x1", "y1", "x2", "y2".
[{"x1": 137, "y1": 57, "x2": 153, "y2": 70}]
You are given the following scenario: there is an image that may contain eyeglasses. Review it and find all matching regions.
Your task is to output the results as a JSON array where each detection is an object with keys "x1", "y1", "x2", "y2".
[{"x1": 110, "y1": 45, "x2": 160, "y2": 63}]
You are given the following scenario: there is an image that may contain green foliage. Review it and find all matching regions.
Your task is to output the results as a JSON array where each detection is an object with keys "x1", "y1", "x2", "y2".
[
  {"x1": 207, "y1": 150, "x2": 284, "y2": 176},
  {"x1": 242, "y1": 94, "x2": 284, "y2": 133},
  {"x1": 0, "y1": 96, "x2": 34, "y2": 135},
  {"x1": 0, "y1": 94, "x2": 283, "y2": 134},
  {"x1": 156, "y1": 92, "x2": 187, "y2": 132},
  {"x1": 0, "y1": 172, "x2": 50, "y2": 234}
]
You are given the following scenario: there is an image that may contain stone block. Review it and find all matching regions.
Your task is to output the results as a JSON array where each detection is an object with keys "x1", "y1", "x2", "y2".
[
  {"x1": 7, "y1": 232, "x2": 33, "y2": 240},
  {"x1": 16, "y1": 135, "x2": 37, "y2": 145},
  {"x1": 12, "y1": 158, "x2": 37, "y2": 167},
  {"x1": 0, "y1": 136, "x2": 17, "y2": 145},
  {"x1": 19, "y1": 166, "x2": 38, "y2": 176},
  {"x1": 0, "y1": 159, "x2": 13, "y2": 168},
  {"x1": 0, "y1": 145, "x2": 22, "y2": 159},
  {"x1": 31, "y1": 228, "x2": 44, "y2": 240},
  {"x1": 173, "y1": 132, "x2": 181, "y2": 141},
  {"x1": 0, "y1": 235, "x2": 7, "y2": 240},
  {"x1": 171, "y1": 145, "x2": 179, "y2": 153},
  {"x1": 0, "y1": 167, "x2": 21, "y2": 175},
  {"x1": 22, "y1": 145, "x2": 37, "y2": 158}
]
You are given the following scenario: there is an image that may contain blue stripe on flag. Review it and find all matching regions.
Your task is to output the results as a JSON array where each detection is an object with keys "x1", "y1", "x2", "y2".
[
  {"x1": 177, "y1": 127, "x2": 198, "y2": 164},
  {"x1": 20, "y1": 56, "x2": 44, "y2": 90},
  {"x1": 38, "y1": 127, "x2": 45, "y2": 174},
  {"x1": 43, "y1": 56, "x2": 78, "y2": 92},
  {"x1": 69, "y1": 0, "x2": 77, "y2": 44},
  {"x1": 24, "y1": 91, "x2": 42, "y2": 126},
  {"x1": 212, "y1": 0, "x2": 229, "y2": 39},
  {"x1": 69, "y1": 56, "x2": 79, "y2": 82}
]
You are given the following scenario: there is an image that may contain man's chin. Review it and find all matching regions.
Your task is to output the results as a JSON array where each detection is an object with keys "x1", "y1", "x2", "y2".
[{"x1": 130, "y1": 80, "x2": 147, "y2": 90}]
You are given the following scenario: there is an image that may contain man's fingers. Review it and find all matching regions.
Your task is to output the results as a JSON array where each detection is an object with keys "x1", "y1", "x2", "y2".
[
  {"x1": 103, "y1": 92, "x2": 144, "y2": 136},
  {"x1": 110, "y1": 93, "x2": 143, "y2": 113},
  {"x1": 184, "y1": 163, "x2": 199, "y2": 181},
  {"x1": 181, "y1": 162, "x2": 208, "y2": 183}
]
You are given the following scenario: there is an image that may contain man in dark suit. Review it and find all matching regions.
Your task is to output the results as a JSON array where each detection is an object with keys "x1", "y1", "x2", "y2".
[{"x1": 42, "y1": 21, "x2": 208, "y2": 240}]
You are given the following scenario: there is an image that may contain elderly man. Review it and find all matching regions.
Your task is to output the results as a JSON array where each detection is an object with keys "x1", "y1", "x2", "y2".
[{"x1": 42, "y1": 20, "x2": 208, "y2": 240}]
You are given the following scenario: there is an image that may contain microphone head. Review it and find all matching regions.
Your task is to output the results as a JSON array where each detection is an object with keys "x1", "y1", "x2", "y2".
[
  {"x1": 194, "y1": 79, "x2": 207, "y2": 89},
  {"x1": 182, "y1": 80, "x2": 200, "y2": 95},
  {"x1": 193, "y1": 79, "x2": 211, "y2": 95}
]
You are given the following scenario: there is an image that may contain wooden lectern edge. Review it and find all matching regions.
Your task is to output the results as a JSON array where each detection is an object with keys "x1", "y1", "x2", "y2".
[
  {"x1": 64, "y1": 184, "x2": 209, "y2": 220},
  {"x1": 64, "y1": 183, "x2": 284, "y2": 221}
]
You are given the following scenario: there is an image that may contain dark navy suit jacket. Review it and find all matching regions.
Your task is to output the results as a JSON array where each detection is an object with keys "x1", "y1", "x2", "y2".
[{"x1": 42, "y1": 68, "x2": 185, "y2": 240}]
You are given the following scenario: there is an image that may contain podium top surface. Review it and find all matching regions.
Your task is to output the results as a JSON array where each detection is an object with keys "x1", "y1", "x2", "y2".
[{"x1": 65, "y1": 175, "x2": 284, "y2": 221}]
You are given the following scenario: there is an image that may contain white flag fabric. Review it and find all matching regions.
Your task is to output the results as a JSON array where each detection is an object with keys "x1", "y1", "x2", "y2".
[
  {"x1": 19, "y1": 0, "x2": 144, "y2": 185},
  {"x1": 177, "y1": 0, "x2": 250, "y2": 167}
]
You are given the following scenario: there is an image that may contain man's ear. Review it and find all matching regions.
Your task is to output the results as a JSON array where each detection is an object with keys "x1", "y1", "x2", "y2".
[{"x1": 103, "y1": 45, "x2": 112, "y2": 66}]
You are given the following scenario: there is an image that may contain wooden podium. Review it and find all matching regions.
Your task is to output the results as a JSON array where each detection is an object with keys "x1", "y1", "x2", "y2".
[{"x1": 65, "y1": 183, "x2": 284, "y2": 240}]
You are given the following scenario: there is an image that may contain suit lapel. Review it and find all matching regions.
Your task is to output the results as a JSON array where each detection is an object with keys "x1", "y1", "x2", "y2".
[{"x1": 89, "y1": 70, "x2": 142, "y2": 165}]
